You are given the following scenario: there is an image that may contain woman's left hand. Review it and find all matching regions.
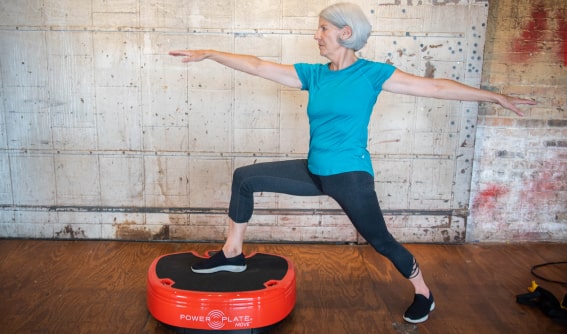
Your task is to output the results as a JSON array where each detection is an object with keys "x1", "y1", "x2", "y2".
[{"x1": 495, "y1": 95, "x2": 537, "y2": 117}]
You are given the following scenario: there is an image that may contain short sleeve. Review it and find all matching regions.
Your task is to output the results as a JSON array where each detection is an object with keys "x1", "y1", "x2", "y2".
[
  {"x1": 368, "y1": 62, "x2": 396, "y2": 90},
  {"x1": 294, "y1": 63, "x2": 313, "y2": 91}
]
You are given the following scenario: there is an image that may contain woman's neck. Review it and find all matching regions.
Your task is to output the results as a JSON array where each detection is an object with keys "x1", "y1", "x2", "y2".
[{"x1": 328, "y1": 50, "x2": 358, "y2": 71}]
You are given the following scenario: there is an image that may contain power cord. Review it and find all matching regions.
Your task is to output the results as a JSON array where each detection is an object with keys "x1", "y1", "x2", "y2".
[{"x1": 531, "y1": 261, "x2": 567, "y2": 285}]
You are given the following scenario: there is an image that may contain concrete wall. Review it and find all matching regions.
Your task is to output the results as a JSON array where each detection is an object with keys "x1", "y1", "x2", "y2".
[
  {"x1": 0, "y1": 0, "x2": 563, "y2": 243},
  {"x1": 470, "y1": 0, "x2": 566, "y2": 242}
]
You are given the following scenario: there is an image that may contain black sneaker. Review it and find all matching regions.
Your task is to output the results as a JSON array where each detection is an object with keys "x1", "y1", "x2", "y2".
[
  {"x1": 191, "y1": 250, "x2": 247, "y2": 274},
  {"x1": 403, "y1": 292, "x2": 435, "y2": 323}
]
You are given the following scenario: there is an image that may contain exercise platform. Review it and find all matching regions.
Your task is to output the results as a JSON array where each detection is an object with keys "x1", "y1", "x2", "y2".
[{"x1": 147, "y1": 251, "x2": 296, "y2": 333}]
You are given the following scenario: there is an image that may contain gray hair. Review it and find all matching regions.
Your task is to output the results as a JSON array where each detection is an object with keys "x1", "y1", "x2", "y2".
[{"x1": 319, "y1": 3, "x2": 372, "y2": 52}]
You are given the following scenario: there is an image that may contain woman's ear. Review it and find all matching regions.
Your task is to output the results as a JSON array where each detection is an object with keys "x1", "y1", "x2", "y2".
[{"x1": 341, "y1": 26, "x2": 353, "y2": 40}]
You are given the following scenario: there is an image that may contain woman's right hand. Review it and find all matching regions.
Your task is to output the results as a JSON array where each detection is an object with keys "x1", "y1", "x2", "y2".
[{"x1": 169, "y1": 50, "x2": 211, "y2": 63}]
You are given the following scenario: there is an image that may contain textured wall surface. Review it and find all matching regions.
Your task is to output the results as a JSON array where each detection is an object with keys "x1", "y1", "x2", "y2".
[
  {"x1": 471, "y1": 0, "x2": 566, "y2": 242},
  {"x1": 1, "y1": 0, "x2": 558, "y2": 244}
]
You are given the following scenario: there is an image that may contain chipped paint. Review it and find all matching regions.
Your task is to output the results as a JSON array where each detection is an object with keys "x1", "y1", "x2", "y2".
[
  {"x1": 115, "y1": 220, "x2": 170, "y2": 241},
  {"x1": 424, "y1": 61, "x2": 436, "y2": 78},
  {"x1": 55, "y1": 225, "x2": 87, "y2": 239}
]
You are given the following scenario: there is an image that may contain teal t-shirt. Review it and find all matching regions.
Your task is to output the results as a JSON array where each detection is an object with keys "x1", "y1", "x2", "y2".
[{"x1": 294, "y1": 59, "x2": 396, "y2": 176}]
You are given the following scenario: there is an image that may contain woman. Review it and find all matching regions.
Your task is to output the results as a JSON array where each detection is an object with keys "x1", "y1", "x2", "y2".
[{"x1": 170, "y1": 3, "x2": 534, "y2": 324}]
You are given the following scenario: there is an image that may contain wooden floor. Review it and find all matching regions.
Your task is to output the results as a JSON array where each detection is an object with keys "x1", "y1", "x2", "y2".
[{"x1": 0, "y1": 240, "x2": 565, "y2": 334}]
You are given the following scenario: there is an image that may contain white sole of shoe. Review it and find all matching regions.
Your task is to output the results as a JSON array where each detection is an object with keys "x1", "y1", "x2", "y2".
[
  {"x1": 403, "y1": 301, "x2": 435, "y2": 324},
  {"x1": 191, "y1": 264, "x2": 247, "y2": 274}
]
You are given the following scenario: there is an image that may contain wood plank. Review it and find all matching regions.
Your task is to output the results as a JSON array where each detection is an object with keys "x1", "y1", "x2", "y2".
[{"x1": 0, "y1": 240, "x2": 565, "y2": 333}]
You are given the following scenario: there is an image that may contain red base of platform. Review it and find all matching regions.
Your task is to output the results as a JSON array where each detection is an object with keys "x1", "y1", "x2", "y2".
[{"x1": 147, "y1": 251, "x2": 296, "y2": 332}]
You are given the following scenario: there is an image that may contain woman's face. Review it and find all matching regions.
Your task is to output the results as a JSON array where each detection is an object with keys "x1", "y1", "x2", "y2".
[{"x1": 314, "y1": 18, "x2": 347, "y2": 58}]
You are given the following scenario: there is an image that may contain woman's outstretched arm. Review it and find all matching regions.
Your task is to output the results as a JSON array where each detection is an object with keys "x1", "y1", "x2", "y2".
[
  {"x1": 169, "y1": 49, "x2": 302, "y2": 89},
  {"x1": 382, "y1": 69, "x2": 536, "y2": 116}
]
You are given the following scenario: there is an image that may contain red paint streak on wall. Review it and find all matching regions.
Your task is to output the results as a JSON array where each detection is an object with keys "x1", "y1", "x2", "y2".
[
  {"x1": 521, "y1": 160, "x2": 567, "y2": 204},
  {"x1": 558, "y1": 13, "x2": 567, "y2": 66},
  {"x1": 472, "y1": 184, "x2": 509, "y2": 215},
  {"x1": 512, "y1": 2, "x2": 548, "y2": 63},
  {"x1": 511, "y1": 2, "x2": 567, "y2": 65}
]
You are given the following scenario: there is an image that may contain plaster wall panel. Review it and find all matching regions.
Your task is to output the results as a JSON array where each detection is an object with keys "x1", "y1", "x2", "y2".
[
  {"x1": 278, "y1": 213, "x2": 321, "y2": 228},
  {"x1": 275, "y1": 192, "x2": 326, "y2": 211},
  {"x1": 0, "y1": 31, "x2": 48, "y2": 88},
  {"x1": 0, "y1": 88, "x2": 6, "y2": 150},
  {"x1": 93, "y1": 0, "x2": 139, "y2": 27},
  {"x1": 282, "y1": 17, "x2": 320, "y2": 31},
  {"x1": 283, "y1": 0, "x2": 325, "y2": 18},
  {"x1": 0, "y1": 155, "x2": 13, "y2": 204},
  {"x1": 414, "y1": 99, "x2": 460, "y2": 133},
  {"x1": 454, "y1": 147, "x2": 475, "y2": 208},
  {"x1": 282, "y1": 35, "x2": 323, "y2": 64},
  {"x1": 235, "y1": 34, "x2": 282, "y2": 57},
  {"x1": 11, "y1": 155, "x2": 56, "y2": 205},
  {"x1": 144, "y1": 212, "x2": 189, "y2": 227},
  {"x1": 234, "y1": 70, "x2": 280, "y2": 153},
  {"x1": 188, "y1": 213, "x2": 228, "y2": 227},
  {"x1": 319, "y1": 195, "x2": 343, "y2": 210},
  {"x1": 53, "y1": 211, "x2": 103, "y2": 239},
  {"x1": 46, "y1": 30, "x2": 93, "y2": 57},
  {"x1": 377, "y1": 181, "x2": 411, "y2": 211},
  {"x1": 0, "y1": 116, "x2": 5, "y2": 142},
  {"x1": 233, "y1": 69, "x2": 279, "y2": 121},
  {"x1": 47, "y1": 52, "x2": 95, "y2": 127},
  {"x1": 188, "y1": 158, "x2": 231, "y2": 208},
  {"x1": 171, "y1": 222, "x2": 227, "y2": 241},
  {"x1": 232, "y1": 37, "x2": 281, "y2": 154},
  {"x1": 140, "y1": 0, "x2": 234, "y2": 28},
  {"x1": 93, "y1": 32, "x2": 141, "y2": 87},
  {"x1": 54, "y1": 154, "x2": 101, "y2": 206},
  {"x1": 180, "y1": 35, "x2": 234, "y2": 90},
  {"x1": 4, "y1": 88, "x2": 52, "y2": 150},
  {"x1": 101, "y1": 212, "x2": 146, "y2": 239},
  {"x1": 143, "y1": 126, "x2": 189, "y2": 152},
  {"x1": 299, "y1": 225, "x2": 357, "y2": 243},
  {"x1": 0, "y1": 0, "x2": 44, "y2": 26},
  {"x1": 141, "y1": 35, "x2": 190, "y2": 129},
  {"x1": 375, "y1": 159, "x2": 412, "y2": 210},
  {"x1": 93, "y1": 0, "x2": 138, "y2": 13},
  {"x1": 99, "y1": 156, "x2": 144, "y2": 207},
  {"x1": 368, "y1": 94, "x2": 416, "y2": 156},
  {"x1": 95, "y1": 86, "x2": 142, "y2": 151},
  {"x1": 0, "y1": 211, "x2": 16, "y2": 238},
  {"x1": 279, "y1": 90, "x2": 309, "y2": 154},
  {"x1": 412, "y1": 132, "x2": 458, "y2": 157},
  {"x1": 187, "y1": 90, "x2": 232, "y2": 153},
  {"x1": 421, "y1": 5, "x2": 469, "y2": 33},
  {"x1": 409, "y1": 159, "x2": 454, "y2": 210},
  {"x1": 377, "y1": 36, "x2": 422, "y2": 74},
  {"x1": 43, "y1": 0, "x2": 93, "y2": 26},
  {"x1": 47, "y1": 36, "x2": 97, "y2": 150},
  {"x1": 12, "y1": 211, "x2": 56, "y2": 238},
  {"x1": 235, "y1": 0, "x2": 282, "y2": 30},
  {"x1": 374, "y1": 18, "x2": 423, "y2": 33},
  {"x1": 234, "y1": 128, "x2": 279, "y2": 154},
  {"x1": 144, "y1": 155, "x2": 190, "y2": 207}
]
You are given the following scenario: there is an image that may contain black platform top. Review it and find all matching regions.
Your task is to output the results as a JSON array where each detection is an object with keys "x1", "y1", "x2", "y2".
[{"x1": 155, "y1": 253, "x2": 289, "y2": 292}]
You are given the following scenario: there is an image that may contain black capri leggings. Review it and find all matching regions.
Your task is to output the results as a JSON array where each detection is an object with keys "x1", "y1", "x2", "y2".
[{"x1": 228, "y1": 159, "x2": 417, "y2": 279}]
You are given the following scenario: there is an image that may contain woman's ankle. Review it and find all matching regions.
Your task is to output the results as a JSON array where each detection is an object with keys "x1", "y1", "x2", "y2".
[
  {"x1": 415, "y1": 288, "x2": 430, "y2": 298},
  {"x1": 221, "y1": 246, "x2": 242, "y2": 258}
]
